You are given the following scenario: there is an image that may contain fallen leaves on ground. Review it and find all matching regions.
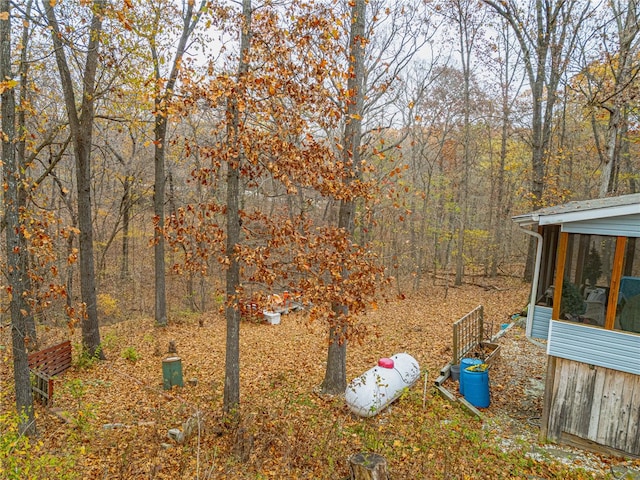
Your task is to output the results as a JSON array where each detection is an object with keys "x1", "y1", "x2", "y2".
[{"x1": 1, "y1": 278, "x2": 630, "y2": 479}]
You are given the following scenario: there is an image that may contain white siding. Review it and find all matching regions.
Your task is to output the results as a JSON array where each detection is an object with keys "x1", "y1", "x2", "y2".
[{"x1": 562, "y1": 213, "x2": 640, "y2": 237}]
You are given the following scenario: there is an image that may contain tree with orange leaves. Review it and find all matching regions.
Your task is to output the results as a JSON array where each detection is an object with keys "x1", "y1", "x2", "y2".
[{"x1": 166, "y1": 0, "x2": 387, "y2": 412}]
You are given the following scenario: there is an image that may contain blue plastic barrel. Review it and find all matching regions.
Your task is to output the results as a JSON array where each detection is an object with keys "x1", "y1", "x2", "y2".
[
  {"x1": 459, "y1": 358, "x2": 482, "y2": 395},
  {"x1": 464, "y1": 368, "x2": 490, "y2": 408}
]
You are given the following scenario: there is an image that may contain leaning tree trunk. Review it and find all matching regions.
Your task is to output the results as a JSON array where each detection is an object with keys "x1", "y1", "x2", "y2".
[{"x1": 44, "y1": 0, "x2": 104, "y2": 358}]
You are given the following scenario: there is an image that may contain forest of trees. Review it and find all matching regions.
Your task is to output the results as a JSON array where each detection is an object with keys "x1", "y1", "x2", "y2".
[{"x1": 2, "y1": 0, "x2": 639, "y2": 435}]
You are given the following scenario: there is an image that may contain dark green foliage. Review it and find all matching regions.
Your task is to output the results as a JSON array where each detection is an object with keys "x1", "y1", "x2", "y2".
[
  {"x1": 561, "y1": 281, "x2": 586, "y2": 318},
  {"x1": 584, "y1": 246, "x2": 603, "y2": 286}
]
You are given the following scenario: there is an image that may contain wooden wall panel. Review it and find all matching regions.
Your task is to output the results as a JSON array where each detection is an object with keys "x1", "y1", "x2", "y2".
[
  {"x1": 587, "y1": 366, "x2": 606, "y2": 440},
  {"x1": 545, "y1": 357, "x2": 640, "y2": 458}
]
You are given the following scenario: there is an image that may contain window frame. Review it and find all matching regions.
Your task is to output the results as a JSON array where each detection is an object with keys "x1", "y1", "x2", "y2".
[{"x1": 551, "y1": 231, "x2": 628, "y2": 331}]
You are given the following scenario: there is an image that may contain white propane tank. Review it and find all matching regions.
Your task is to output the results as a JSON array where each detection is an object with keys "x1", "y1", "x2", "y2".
[{"x1": 345, "y1": 353, "x2": 420, "y2": 417}]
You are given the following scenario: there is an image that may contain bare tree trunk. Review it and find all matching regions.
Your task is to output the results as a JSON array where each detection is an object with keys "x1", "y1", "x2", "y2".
[
  {"x1": 491, "y1": 108, "x2": 508, "y2": 278},
  {"x1": 16, "y1": 0, "x2": 37, "y2": 346},
  {"x1": 121, "y1": 175, "x2": 131, "y2": 280},
  {"x1": 153, "y1": 111, "x2": 168, "y2": 325},
  {"x1": 622, "y1": 117, "x2": 637, "y2": 193},
  {"x1": 490, "y1": 21, "x2": 517, "y2": 278},
  {"x1": 151, "y1": 0, "x2": 207, "y2": 327},
  {"x1": 414, "y1": 179, "x2": 431, "y2": 291},
  {"x1": 1, "y1": 0, "x2": 36, "y2": 436},
  {"x1": 50, "y1": 174, "x2": 78, "y2": 313},
  {"x1": 97, "y1": 144, "x2": 135, "y2": 276},
  {"x1": 600, "y1": 107, "x2": 621, "y2": 197},
  {"x1": 223, "y1": 0, "x2": 252, "y2": 414},
  {"x1": 600, "y1": 0, "x2": 640, "y2": 197},
  {"x1": 224, "y1": 157, "x2": 241, "y2": 412},
  {"x1": 66, "y1": 228, "x2": 76, "y2": 311},
  {"x1": 452, "y1": 0, "x2": 483, "y2": 286},
  {"x1": 44, "y1": 0, "x2": 104, "y2": 357},
  {"x1": 321, "y1": 0, "x2": 366, "y2": 395}
]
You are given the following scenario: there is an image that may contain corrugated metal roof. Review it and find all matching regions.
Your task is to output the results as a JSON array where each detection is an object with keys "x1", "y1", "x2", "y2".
[{"x1": 512, "y1": 193, "x2": 640, "y2": 226}]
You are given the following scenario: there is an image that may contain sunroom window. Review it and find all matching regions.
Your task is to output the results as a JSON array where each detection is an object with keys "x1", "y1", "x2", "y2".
[
  {"x1": 618, "y1": 238, "x2": 640, "y2": 333},
  {"x1": 559, "y1": 234, "x2": 615, "y2": 327}
]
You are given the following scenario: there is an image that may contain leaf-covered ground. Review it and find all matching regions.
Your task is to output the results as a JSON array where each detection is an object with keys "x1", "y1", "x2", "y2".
[{"x1": 2, "y1": 278, "x2": 639, "y2": 479}]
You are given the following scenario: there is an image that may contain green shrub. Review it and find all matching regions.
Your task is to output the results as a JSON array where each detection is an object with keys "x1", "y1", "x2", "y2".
[
  {"x1": 121, "y1": 346, "x2": 139, "y2": 362},
  {"x1": 561, "y1": 281, "x2": 586, "y2": 318},
  {"x1": 0, "y1": 395, "x2": 77, "y2": 479},
  {"x1": 64, "y1": 379, "x2": 96, "y2": 433},
  {"x1": 73, "y1": 342, "x2": 103, "y2": 370}
]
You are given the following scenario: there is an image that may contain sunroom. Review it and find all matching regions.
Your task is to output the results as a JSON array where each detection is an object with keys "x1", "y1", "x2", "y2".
[{"x1": 512, "y1": 193, "x2": 640, "y2": 458}]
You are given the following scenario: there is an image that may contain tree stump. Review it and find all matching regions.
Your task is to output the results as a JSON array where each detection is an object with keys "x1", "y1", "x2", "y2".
[{"x1": 349, "y1": 452, "x2": 389, "y2": 480}]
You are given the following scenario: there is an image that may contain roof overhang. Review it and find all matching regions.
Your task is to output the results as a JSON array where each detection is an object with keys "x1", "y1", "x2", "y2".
[
  {"x1": 537, "y1": 203, "x2": 640, "y2": 226},
  {"x1": 512, "y1": 193, "x2": 640, "y2": 227},
  {"x1": 512, "y1": 212, "x2": 540, "y2": 227}
]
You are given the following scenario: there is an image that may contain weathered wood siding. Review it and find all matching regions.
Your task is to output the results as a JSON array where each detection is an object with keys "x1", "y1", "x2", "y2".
[
  {"x1": 531, "y1": 306, "x2": 551, "y2": 340},
  {"x1": 546, "y1": 357, "x2": 640, "y2": 457},
  {"x1": 561, "y1": 213, "x2": 640, "y2": 238}
]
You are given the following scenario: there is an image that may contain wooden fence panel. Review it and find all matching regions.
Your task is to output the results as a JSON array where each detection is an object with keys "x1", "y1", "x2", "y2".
[{"x1": 452, "y1": 305, "x2": 483, "y2": 365}]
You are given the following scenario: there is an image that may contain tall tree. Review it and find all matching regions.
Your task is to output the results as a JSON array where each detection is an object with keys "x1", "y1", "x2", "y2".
[
  {"x1": 144, "y1": 0, "x2": 207, "y2": 327},
  {"x1": 442, "y1": 0, "x2": 487, "y2": 286},
  {"x1": 43, "y1": 0, "x2": 104, "y2": 357},
  {"x1": 166, "y1": 0, "x2": 386, "y2": 406},
  {"x1": 483, "y1": 0, "x2": 590, "y2": 279},
  {"x1": 580, "y1": 0, "x2": 640, "y2": 196},
  {"x1": 122, "y1": 0, "x2": 208, "y2": 326},
  {"x1": 318, "y1": 0, "x2": 432, "y2": 391},
  {"x1": 222, "y1": 0, "x2": 252, "y2": 414},
  {"x1": 488, "y1": 18, "x2": 523, "y2": 277},
  {"x1": 15, "y1": 0, "x2": 37, "y2": 347},
  {"x1": 483, "y1": 0, "x2": 589, "y2": 206},
  {"x1": 1, "y1": 0, "x2": 36, "y2": 436},
  {"x1": 599, "y1": 0, "x2": 640, "y2": 196},
  {"x1": 320, "y1": 0, "x2": 366, "y2": 395}
]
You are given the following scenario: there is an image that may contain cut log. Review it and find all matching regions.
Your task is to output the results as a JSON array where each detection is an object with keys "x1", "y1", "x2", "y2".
[{"x1": 349, "y1": 452, "x2": 389, "y2": 480}]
